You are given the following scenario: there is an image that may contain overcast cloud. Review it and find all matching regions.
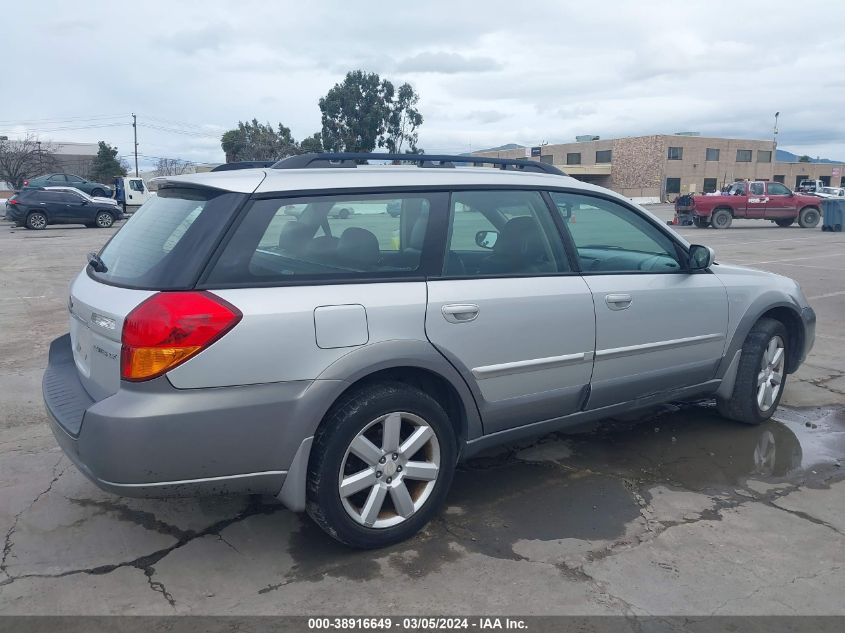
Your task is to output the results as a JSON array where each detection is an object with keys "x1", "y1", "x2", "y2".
[{"x1": 3, "y1": 0, "x2": 844, "y2": 169}]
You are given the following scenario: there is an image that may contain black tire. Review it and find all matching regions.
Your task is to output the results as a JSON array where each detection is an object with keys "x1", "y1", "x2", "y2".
[
  {"x1": 774, "y1": 218, "x2": 794, "y2": 227},
  {"x1": 711, "y1": 208, "x2": 733, "y2": 229},
  {"x1": 90, "y1": 188, "x2": 106, "y2": 198},
  {"x1": 798, "y1": 207, "x2": 820, "y2": 229},
  {"x1": 306, "y1": 382, "x2": 457, "y2": 549},
  {"x1": 717, "y1": 318, "x2": 788, "y2": 425},
  {"x1": 94, "y1": 211, "x2": 115, "y2": 228},
  {"x1": 25, "y1": 211, "x2": 47, "y2": 230},
  {"x1": 338, "y1": 208, "x2": 350, "y2": 219}
]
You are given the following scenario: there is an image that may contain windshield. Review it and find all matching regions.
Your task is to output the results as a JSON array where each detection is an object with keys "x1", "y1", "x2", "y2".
[{"x1": 92, "y1": 187, "x2": 246, "y2": 289}]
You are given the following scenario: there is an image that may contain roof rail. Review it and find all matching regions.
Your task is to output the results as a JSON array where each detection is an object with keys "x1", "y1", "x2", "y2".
[
  {"x1": 271, "y1": 152, "x2": 566, "y2": 176},
  {"x1": 211, "y1": 160, "x2": 277, "y2": 172}
]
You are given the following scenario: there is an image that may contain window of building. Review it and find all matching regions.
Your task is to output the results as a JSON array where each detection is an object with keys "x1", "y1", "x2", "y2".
[
  {"x1": 703, "y1": 178, "x2": 718, "y2": 193},
  {"x1": 705, "y1": 148, "x2": 720, "y2": 161},
  {"x1": 540, "y1": 154, "x2": 553, "y2": 164},
  {"x1": 757, "y1": 150, "x2": 772, "y2": 163},
  {"x1": 821, "y1": 176, "x2": 831, "y2": 186},
  {"x1": 667, "y1": 147, "x2": 683, "y2": 160},
  {"x1": 736, "y1": 149, "x2": 753, "y2": 162},
  {"x1": 566, "y1": 152, "x2": 581, "y2": 165},
  {"x1": 665, "y1": 178, "x2": 681, "y2": 194},
  {"x1": 595, "y1": 149, "x2": 612, "y2": 163},
  {"x1": 773, "y1": 174, "x2": 785, "y2": 183}
]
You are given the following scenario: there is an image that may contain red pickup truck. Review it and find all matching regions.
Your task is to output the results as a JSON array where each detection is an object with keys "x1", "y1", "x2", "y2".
[{"x1": 673, "y1": 181, "x2": 821, "y2": 229}]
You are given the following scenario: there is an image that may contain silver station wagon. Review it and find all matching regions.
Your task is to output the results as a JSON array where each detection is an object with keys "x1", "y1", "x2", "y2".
[{"x1": 43, "y1": 153, "x2": 816, "y2": 548}]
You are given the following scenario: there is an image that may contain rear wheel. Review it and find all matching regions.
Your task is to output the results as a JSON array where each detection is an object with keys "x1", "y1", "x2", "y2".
[
  {"x1": 94, "y1": 211, "x2": 114, "y2": 228},
  {"x1": 711, "y1": 208, "x2": 733, "y2": 229},
  {"x1": 90, "y1": 188, "x2": 106, "y2": 198},
  {"x1": 798, "y1": 207, "x2": 820, "y2": 228},
  {"x1": 337, "y1": 207, "x2": 350, "y2": 219},
  {"x1": 306, "y1": 382, "x2": 456, "y2": 549},
  {"x1": 775, "y1": 218, "x2": 794, "y2": 227},
  {"x1": 25, "y1": 212, "x2": 47, "y2": 230},
  {"x1": 717, "y1": 318, "x2": 787, "y2": 425}
]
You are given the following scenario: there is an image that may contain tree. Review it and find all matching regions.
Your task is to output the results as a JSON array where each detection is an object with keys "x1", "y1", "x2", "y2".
[
  {"x1": 220, "y1": 119, "x2": 300, "y2": 162},
  {"x1": 798, "y1": 155, "x2": 811, "y2": 163},
  {"x1": 154, "y1": 157, "x2": 195, "y2": 177},
  {"x1": 88, "y1": 141, "x2": 127, "y2": 183},
  {"x1": 319, "y1": 71, "x2": 394, "y2": 153},
  {"x1": 299, "y1": 132, "x2": 323, "y2": 154},
  {"x1": 0, "y1": 135, "x2": 58, "y2": 189},
  {"x1": 383, "y1": 82, "x2": 423, "y2": 153}
]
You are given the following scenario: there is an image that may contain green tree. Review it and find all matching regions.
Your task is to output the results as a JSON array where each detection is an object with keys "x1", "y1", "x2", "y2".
[
  {"x1": 88, "y1": 141, "x2": 126, "y2": 183},
  {"x1": 798, "y1": 155, "x2": 811, "y2": 163},
  {"x1": 384, "y1": 82, "x2": 423, "y2": 153},
  {"x1": 319, "y1": 71, "x2": 394, "y2": 153},
  {"x1": 220, "y1": 119, "x2": 300, "y2": 162},
  {"x1": 298, "y1": 132, "x2": 323, "y2": 154}
]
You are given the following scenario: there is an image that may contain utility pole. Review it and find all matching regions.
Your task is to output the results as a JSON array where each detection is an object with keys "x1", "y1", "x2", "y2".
[
  {"x1": 772, "y1": 111, "x2": 779, "y2": 181},
  {"x1": 132, "y1": 113, "x2": 139, "y2": 176}
]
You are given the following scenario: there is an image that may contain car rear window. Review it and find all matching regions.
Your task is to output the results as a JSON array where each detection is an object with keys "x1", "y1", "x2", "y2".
[
  {"x1": 92, "y1": 187, "x2": 246, "y2": 290},
  {"x1": 204, "y1": 192, "x2": 445, "y2": 286}
]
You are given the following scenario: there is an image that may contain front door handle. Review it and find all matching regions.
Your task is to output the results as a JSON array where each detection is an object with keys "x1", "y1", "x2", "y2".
[
  {"x1": 605, "y1": 293, "x2": 633, "y2": 310},
  {"x1": 442, "y1": 304, "x2": 479, "y2": 323}
]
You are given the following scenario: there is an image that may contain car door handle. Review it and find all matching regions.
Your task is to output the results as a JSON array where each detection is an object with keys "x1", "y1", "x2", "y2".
[
  {"x1": 441, "y1": 304, "x2": 479, "y2": 323},
  {"x1": 605, "y1": 293, "x2": 633, "y2": 310}
]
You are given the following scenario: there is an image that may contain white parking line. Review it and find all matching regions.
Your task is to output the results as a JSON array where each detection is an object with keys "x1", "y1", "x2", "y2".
[
  {"x1": 736, "y1": 253, "x2": 845, "y2": 266},
  {"x1": 808, "y1": 290, "x2": 845, "y2": 301}
]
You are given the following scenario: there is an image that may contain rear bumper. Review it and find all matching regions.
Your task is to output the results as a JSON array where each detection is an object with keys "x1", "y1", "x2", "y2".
[{"x1": 43, "y1": 334, "x2": 339, "y2": 500}]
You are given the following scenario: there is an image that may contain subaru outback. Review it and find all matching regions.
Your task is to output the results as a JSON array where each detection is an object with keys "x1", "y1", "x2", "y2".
[{"x1": 43, "y1": 152, "x2": 816, "y2": 548}]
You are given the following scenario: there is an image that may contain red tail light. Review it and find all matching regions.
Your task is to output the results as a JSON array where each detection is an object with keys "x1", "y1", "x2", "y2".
[
  {"x1": 22, "y1": 180, "x2": 29, "y2": 186},
  {"x1": 121, "y1": 291, "x2": 242, "y2": 381},
  {"x1": 8, "y1": 198, "x2": 19, "y2": 205}
]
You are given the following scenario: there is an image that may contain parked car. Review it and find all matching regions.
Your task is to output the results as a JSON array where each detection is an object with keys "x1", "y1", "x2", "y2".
[
  {"x1": 797, "y1": 179, "x2": 824, "y2": 194},
  {"x1": 43, "y1": 152, "x2": 815, "y2": 548},
  {"x1": 812, "y1": 186, "x2": 845, "y2": 199},
  {"x1": 23, "y1": 173, "x2": 113, "y2": 198},
  {"x1": 44, "y1": 186, "x2": 119, "y2": 207},
  {"x1": 673, "y1": 180, "x2": 821, "y2": 229},
  {"x1": 6, "y1": 187, "x2": 124, "y2": 229}
]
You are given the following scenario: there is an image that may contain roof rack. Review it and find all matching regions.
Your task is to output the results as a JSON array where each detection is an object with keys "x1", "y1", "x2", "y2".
[{"x1": 271, "y1": 152, "x2": 566, "y2": 176}]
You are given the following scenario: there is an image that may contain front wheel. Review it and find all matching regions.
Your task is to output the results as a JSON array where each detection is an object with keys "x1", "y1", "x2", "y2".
[
  {"x1": 306, "y1": 383, "x2": 456, "y2": 548},
  {"x1": 711, "y1": 208, "x2": 733, "y2": 229},
  {"x1": 94, "y1": 211, "x2": 114, "y2": 228},
  {"x1": 775, "y1": 218, "x2": 794, "y2": 227},
  {"x1": 717, "y1": 318, "x2": 788, "y2": 425},
  {"x1": 798, "y1": 207, "x2": 820, "y2": 228}
]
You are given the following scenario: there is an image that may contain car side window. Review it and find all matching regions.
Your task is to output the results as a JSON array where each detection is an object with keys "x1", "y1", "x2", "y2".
[
  {"x1": 206, "y1": 193, "x2": 440, "y2": 285},
  {"x1": 750, "y1": 182, "x2": 765, "y2": 195},
  {"x1": 549, "y1": 192, "x2": 682, "y2": 273},
  {"x1": 444, "y1": 190, "x2": 569, "y2": 277},
  {"x1": 66, "y1": 175, "x2": 84, "y2": 184},
  {"x1": 129, "y1": 179, "x2": 145, "y2": 192},
  {"x1": 768, "y1": 183, "x2": 790, "y2": 195},
  {"x1": 48, "y1": 175, "x2": 66, "y2": 183}
]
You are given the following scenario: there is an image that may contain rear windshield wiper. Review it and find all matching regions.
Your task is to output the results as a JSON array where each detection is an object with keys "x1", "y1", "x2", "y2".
[{"x1": 87, "y1": 252, "x2": 108, "y2": 273}]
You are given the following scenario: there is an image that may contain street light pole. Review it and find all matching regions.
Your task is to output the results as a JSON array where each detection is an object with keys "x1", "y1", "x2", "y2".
[
  {"x1": 772, "y1": 112, "x2": 779, "y2": 181},
  {"x1": 132, "y1": 113, "x2": 139, "y2": 177}
]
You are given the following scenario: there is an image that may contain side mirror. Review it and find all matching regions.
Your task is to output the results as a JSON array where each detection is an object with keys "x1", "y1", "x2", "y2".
[
  {"x1": 688, "y1": 244, "x2": 715, "y2": 270},
  {"x1": 475, "y1": 230, "x2": 498, "y2": 249},
  {"x1": 80, "y1": 200, "x2": 89, "y2": 205}
]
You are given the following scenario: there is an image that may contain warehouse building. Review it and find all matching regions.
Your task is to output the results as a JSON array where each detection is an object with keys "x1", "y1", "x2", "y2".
[{"x1": 473, "y1": 134, "x2": 845, "y2": 203}]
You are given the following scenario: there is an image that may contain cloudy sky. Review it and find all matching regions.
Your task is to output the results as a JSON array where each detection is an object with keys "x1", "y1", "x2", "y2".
[{"x1": 3, "y1": 0, "x2": 844, "y2": 169}]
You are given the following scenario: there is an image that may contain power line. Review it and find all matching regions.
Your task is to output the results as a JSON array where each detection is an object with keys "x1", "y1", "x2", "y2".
[
  {"x1": 138, "y1": 123, "x2": 217, "y2": 138},
  {"x1": 0, "y1": 113, "x2": 127, "y2": 125},
  {"x1": 0, "y1": 122, "x2": 127, "y2": 135}
]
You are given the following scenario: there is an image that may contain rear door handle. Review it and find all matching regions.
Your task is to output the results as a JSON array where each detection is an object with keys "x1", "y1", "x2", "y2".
[
  {"x1": 605, "y1": 293, "x2": 633, "y2": 310},
  {"x1": 442, "y1": 304, "x2": 479, "y2": 323}
]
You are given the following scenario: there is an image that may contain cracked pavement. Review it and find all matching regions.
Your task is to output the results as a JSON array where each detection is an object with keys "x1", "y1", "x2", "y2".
[{"x1": 1, "y1": 208, "x2": 844, "y2": 615}]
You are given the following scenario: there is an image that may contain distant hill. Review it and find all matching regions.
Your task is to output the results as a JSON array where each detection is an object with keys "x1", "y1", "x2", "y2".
[
  {"x1": 776, "y1": 149, "x2": 843, "y2": 164},
  {"x1": 465, "y1": 143, "x2": 526, "y2": 155}
]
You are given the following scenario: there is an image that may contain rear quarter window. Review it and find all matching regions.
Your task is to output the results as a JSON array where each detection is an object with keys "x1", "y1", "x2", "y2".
[{"x1": 93, "y1": 187, "x2": 246, "y2": 290}]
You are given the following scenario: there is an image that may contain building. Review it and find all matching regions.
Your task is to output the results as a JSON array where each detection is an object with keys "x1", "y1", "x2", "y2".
[{"x1": 473, "y1": 134, "x2": 845, "y2": 203}]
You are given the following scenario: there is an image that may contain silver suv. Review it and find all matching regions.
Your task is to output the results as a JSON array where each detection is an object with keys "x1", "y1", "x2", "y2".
[{"x1": 43, "y1": 153, "x2": 816, "y2": 548}]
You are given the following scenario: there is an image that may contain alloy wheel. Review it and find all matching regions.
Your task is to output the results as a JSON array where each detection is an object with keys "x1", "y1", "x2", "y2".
[
  {"x1": 96, "y1": 212, "x2": 113, "y2": 228},
  {"x1": 28, "y1": 213, "x2": 46, "y2": 229},
  {"x1": 757, "y1": 335, "x2": 785, "y2": 412},
  {"x1": 339, "y1": 411, "x2": 440, "y2": 529}
]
